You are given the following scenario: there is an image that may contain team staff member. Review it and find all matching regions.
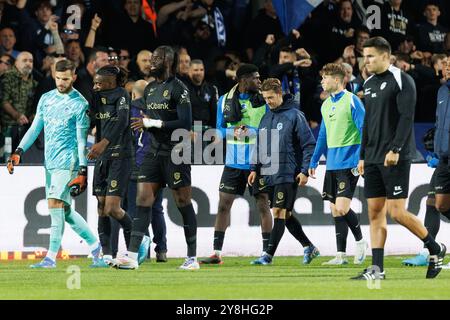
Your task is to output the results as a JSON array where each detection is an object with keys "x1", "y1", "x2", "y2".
[
  {"x1": 249, "y1": 78, "x2": 319, "y2": 265},
  {"x1": 115, "y1": 46, "x2": 199, "y2": 270},
  {"x1": 87, "y1": 65, "x2": 135, "y2": 266},
  {"x1": 309, "y1": 63, "x2": 368, "y2": 266},
  {"x1": 352, "y1": 37, "x2": 446, "y2": 280}
]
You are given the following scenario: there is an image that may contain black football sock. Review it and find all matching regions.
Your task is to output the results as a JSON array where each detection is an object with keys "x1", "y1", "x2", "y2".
[
  {"x1": 285, "y1": 215, "x2": 312, "y2": 247},
  {"x1": 262, "y1": 232, "x2": 271, "y2": 252},
  {"x1": 334, "y1": 216, "x2": 348, "y2": 252},
  {"x1": 97, "y1": 216, "x2": 112, "y2": 256},
  {"x1": 266, "y1": 218, "x2": 286, "y2": 257},
  {"x1": 213, "y1": 231, "x2": 225, "y2": 252},
  {"x1": 372, "y1": 248, "x2": 384, "y2": 273},
  {"x1": 116, "y1": 212, "x2": 132, "y2": 250},
  {"x1": 129, "y1": 206, "x2": 152, "y2": 253},
  {"x1": 422, "y1": 233, "x2": 441, "y2": 255},
  {"x1": 423, "y1": 205, "x2": 440, "y2": 248},
  {"x1": 343, "y1": 209, "x2": 362, "y2": 241},
  {"x1": 179, "y1": 204, "x2": 197, "y2": 257}
]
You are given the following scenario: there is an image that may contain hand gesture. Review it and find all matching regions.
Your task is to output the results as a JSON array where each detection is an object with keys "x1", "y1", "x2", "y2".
[{"x1": 91, "y1": 13, "x2": 102, "y2": 31}]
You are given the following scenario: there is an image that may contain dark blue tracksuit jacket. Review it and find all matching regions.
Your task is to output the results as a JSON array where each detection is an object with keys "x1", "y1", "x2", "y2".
[{"x1": 251, "y1": 95, "x2": 316, "y2": 185}]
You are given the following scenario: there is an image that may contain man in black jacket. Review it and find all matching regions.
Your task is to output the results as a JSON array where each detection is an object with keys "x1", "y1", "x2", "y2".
[{"x1": 352, "y1": 37, "x2": 446, "y2": 280}]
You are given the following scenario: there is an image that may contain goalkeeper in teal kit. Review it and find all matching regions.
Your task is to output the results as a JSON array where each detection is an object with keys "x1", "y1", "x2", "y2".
[{"x1": 7, "y1": 60, "x2": 102, "y2": 268}]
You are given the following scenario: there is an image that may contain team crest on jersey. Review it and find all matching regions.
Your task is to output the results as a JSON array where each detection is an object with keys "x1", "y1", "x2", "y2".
[
  {"x1": 163, "y1": 90, "x2": 169, "y2": 97},
  {"x1": 119, "y1": 97, "x2": 126, "y2": 105},
  {"x1": 380, "y1": 82, "x2": 387, "y2": 90},
  {"x1": 277, "y1": 192, "x2": 284, "y2": 200},
  {"x1": 339, "y1": 182, "x2": 346, "y2": 190},
  {"x1": 174, "y1": 172, "x2": 181, "y2": 180},
  {"x1": 111, "y1": 180, "x2": 118, "y2": 188},
  {"x1": 101, "y1": 97, "x2": 107, "y2": 104},
  {"x1": 259, "y1": 178, "x2": 265, "y2": 186},
  {"x1": 276, "y1": 123, "x2": 283, "y2": 130}
]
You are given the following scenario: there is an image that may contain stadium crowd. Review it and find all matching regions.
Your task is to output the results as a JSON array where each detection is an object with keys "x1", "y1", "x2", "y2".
[{"x1": 0, "y1": 0, "x2": 449, "y2": 161}]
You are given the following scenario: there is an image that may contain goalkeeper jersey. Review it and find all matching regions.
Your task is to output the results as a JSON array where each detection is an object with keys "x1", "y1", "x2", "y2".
[{"x1": 18, "y1": 88, "x2": 90, "y2": 170}]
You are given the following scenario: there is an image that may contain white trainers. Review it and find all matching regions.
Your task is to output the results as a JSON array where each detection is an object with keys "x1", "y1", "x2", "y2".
[
  {"x1": 114, "y1": 255, "x2": 139, "y2": 270},
  {"x1": 354, "y1": 239, "x2": 368, "y2": 264},
  {"x1": 179, "y1": 257, "x2": 200, "y2": 270},
  {"x1": 322, "y1": 252, "x2": 348, "y2": 265}
]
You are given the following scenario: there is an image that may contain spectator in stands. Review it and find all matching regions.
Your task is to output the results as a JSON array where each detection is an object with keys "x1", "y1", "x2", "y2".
[
  {"x1": 107, "y1": 47, "x2": 120, "y2": 67},
  {"x1": 372, "y1": 0, "x2": 414, "y2": 52},
  {"x1": 327, "y1": 0, "x2": 362, "y2": 62},
  {"x1": 1, "y1": 51, "x2": 37, "y2": 152},
  {"x1": 354, "y1": 26, "x2": 370, "y2": 61},
  {"x1": 187, "y1": 59, "x2": 218, "y2": 129},
  {"x1": 177, "y1": 49, "x2": 191, "y2": 83},
  {"x1": 244, "y1": 0, "x2": 283, "y2": 62},
  {"x1": 60, "y1": 23, "x2": 80, "y2": 44},
  {"x1": 269, "y1": 46, "x2": 313, "y2": 110},
  {"x1": 415, "y1": 2, "x2": 448, "y2": 54},
  {"x1": 74, "y1": 47, "x2": 109, "y2": 104},
  {"x1": 65, "y1": 40, "x2": 84, "y2": 69},
  {"x1": 0, "y1": 27, "x2": 19, "y2": 59},
  {"x1": 156, "y1": 0, "x2": 206, "y2": 45},
  {"x1": 16, "y1": 0, "x2": 55, "y2": 69},
  {"x1": 118, "y1": 48, "x2": 131, "y2": 71},
  {"x1": 106, "y1": 0, "x2": 157, "y2": 56},
  {"x1": 129, "y1": 49, "x2": 152, "y2": 82}
]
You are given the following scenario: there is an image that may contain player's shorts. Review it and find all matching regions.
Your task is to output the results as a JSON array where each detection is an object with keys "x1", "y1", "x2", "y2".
[
  {"x1": 433, "y1": 159, "x2": 450, "y2": 195},
  {"x1": 45, "y1": 168, "x2": 77, "y2": 205},
  {"x1": 363, "y1": 161, "x2": 410, "y2": 199},
  {"x1": 219, "y1": 166, "x2": 268, "y2": 196},
  {"x1": 138, "y1": 152, "x2": 191, "y2": 188},
  {"x1": 93, "y1": 158, "x2": 130, "y2": 197},
  {"x1": 268, "y1": 183, "x2": 298, "y2": 211},
  {"x1": 322, "y1": 169, "x2": 359, "y2": 204}
]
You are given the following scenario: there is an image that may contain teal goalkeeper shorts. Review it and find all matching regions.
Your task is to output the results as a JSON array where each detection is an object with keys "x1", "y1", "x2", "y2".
[{"x1": 45, "y1": 168, "x2": 77, "y2": 205}]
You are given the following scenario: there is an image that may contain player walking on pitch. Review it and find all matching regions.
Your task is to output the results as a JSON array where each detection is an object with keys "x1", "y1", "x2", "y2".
[
  {"x1": 309, "y1": 63, "x2": 368, "y2": 265},
  {"x1": 7, "y1": 59, "x2": 103, "y2": 268}
]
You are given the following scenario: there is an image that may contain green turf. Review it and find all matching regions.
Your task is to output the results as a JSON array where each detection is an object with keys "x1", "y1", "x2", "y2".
[{"x1": 0, "y1": 256, "x2": 449, "y2": 300}]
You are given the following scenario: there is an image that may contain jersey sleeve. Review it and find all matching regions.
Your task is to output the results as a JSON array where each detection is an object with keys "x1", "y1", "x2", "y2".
[
  {"x1": 309, "y1": 119, "x2": 327, "y2": 169},
  {"x1": 75, "y1": 101, "x2": 90, "y2": 167},
  {"x1": 18, "y1": 95, "x2": 45, "y2": 152},
  {"x1": 392, "y1": 72, "x2": 416, "y2": 151},
  {"x1": 351, "y1": 94, "x2": 365, "y2": 140}
]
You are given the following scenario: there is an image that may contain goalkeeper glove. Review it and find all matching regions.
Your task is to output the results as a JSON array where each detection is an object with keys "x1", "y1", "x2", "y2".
[
  {"x1": 68, "y1": 166, "x2": 88, "y2": 197},
  {"x1": 7, "y1": 148, "x2": 23, "y2": 174}
]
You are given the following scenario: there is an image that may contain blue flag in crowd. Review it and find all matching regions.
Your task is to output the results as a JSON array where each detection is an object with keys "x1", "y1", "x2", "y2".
[{"x1": 273, "y1": 0, "x2": 323, "y2": 35}]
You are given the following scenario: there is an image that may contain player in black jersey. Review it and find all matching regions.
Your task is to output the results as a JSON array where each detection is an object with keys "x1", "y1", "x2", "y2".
[
  {"x1": 351, "y1": 37, "x2": 446, "y2": 280},
  {"x1": 87, "y1": 65, "x2": 135, "y2": 266},
  {"x1": 114, "y1": 46, "x2": 199, "y2": 270}
]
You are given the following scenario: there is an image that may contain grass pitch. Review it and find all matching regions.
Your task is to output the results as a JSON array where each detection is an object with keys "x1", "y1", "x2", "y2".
[{"x1": 0, "y1": 256, "x2": 449, "y2": 300}]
